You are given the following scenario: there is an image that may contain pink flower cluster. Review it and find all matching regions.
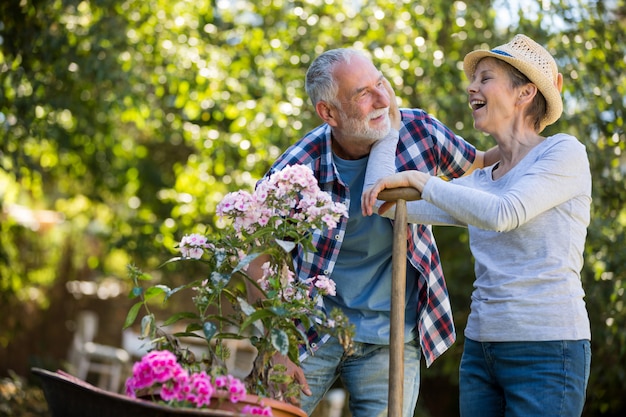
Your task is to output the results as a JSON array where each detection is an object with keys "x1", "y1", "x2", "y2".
[
  {"x1": 257, "y1": 262, "x2": 337, "y2": 303},
  {"x1": 216, "y1": 164, "x2": 348, "y2": 235},
  {"x1": 308, "y1": 274, "x2": 336, "y2": 296},
  {"x1": 179, "y1": 234, "x2": 210, "y2": 259},
  {"x1": 258, "y1": 261, "x2": 300, "y2": 301},
  {"x1": 125, "y1": 350, "x2": 271, "y2": 415},
  {"x1": 241, "y1": 404, "x2": 273, "y2": 415},
  {"x1": 126, "y1": 350, "x2": 193, "y2": 403},
  {"x1": 214, "y1": 374, "x2": 246, "y2": 403}
]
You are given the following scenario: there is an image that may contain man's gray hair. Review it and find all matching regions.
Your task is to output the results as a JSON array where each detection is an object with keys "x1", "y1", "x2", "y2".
[{"x1": 305, "y1": 48, "x2": 368, "y2": 107}]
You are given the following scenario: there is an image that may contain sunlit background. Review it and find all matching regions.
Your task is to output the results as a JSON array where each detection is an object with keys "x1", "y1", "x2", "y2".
[{"x1": 1, "y1": 0, "x2": 625, "y2": 415}]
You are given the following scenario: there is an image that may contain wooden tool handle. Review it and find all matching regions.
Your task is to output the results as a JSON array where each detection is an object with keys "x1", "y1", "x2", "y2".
[{"x1": 377, "y1": 187, "x2": 421, "y2": 202}]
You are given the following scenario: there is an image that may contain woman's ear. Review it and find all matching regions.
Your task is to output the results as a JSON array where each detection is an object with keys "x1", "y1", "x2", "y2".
[
  {"x1": 555, "y1": 73, "x2": 563, "y2": 92},
  {"x1": 316, "y1": 101, "x2": 339, "y2": 127},
  {"x1": 518, "y1": 83, "x2": 538, "y2": 105}
]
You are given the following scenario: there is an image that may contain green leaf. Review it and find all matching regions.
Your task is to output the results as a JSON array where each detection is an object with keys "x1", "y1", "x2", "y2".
[
  {"x1": 211, "y1": 271, "x2": 230, "y2": 286},
  {"x1": 213, "y1": 250, "x2": 227, "y2": 268},
  {"x1": 157, "y1": 256, "x2": 184, "y2": 268},
  {"x1": 173, "y1": 331, "x2": 203, "y2": 340},
  {"x1": 269, "y1": 305, "x2": 289, "y2": 317},
  {"x1": 237, "y1": 296, "x2": 256, "y2": 316},
  {"x1": 144, "y1": 285, "x2": 169, "y2": 300},
  {"x1": 137, "y1": 272, "x2": 153, "y2": 281},
  {"x1": 233, "y1": 252, "x2": 261, "y2": 273},
  {"x1": 203, "y1": 321, "x2": 218, "y2": 340},
  {"x1": 130, "y1": 286, "x2": 143, "y2": 298},
  {"x1": 140, "y1": 314, "x2": 155, "y2": 338},
  {"x1": 162, "y1": 311, "x2": 198, "y2": 326},
  {"x1": 275, "y1": 239, "x2": 296, "y2": 253},
  {"x1": 163, "y1": 284, "x2": 187, "y2": 301},
  {"x1": 123, "y1": 301, "x2": 143, "y2": 329},
  {"x1": 185, "y1": 323, "x2": 202, "y2": 332},
  {"x1": 239, "y1": 308, "x2": 276, "y2": 334},
  {"x1": 270, "y1": 328, "x2": 289, "y2": 355}
]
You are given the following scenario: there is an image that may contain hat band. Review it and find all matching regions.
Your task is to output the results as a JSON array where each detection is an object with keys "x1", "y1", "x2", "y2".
[{"x1": 491, "y1": 49, "x2": 513, "y2": 58}]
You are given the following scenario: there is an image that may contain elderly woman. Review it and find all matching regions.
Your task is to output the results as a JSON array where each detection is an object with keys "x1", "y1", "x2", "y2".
[{"x1": 362, "y1": 34, "x2": 591, "y2": 417}]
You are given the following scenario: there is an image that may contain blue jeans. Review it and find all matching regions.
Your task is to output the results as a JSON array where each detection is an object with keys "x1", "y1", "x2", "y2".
[
  {"x1": 459, "y1": 338, "x2": 591, "y2": 417},
  {"x1": 300, "y1": 336, "x2": 421, "y2": 417}
]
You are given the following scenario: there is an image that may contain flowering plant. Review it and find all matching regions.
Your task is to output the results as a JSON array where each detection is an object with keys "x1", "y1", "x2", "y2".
[
  {"x1": 125, "y1": 350, "x2": 272, "y2": 415},
  {"x1": 124, "y1": 164, "x2": 354, "y2": 412}
]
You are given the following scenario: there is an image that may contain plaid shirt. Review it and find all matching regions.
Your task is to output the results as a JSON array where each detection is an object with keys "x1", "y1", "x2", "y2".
[{"x1": 264, "y1": 108, "x2": 477, "y2": 367}]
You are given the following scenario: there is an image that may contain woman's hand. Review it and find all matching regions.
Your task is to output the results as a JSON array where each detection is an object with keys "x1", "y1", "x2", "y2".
[{"x1": 362, "y1": 171, "x2": 430, "y2": 216}]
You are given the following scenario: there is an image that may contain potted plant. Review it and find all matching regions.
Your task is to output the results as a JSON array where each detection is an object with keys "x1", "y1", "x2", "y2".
[{"x1": 121, "y1": 164, "x2": 355, "y2": 416}]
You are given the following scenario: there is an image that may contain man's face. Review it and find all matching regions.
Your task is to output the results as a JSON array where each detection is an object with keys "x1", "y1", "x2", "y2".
[
  {"x1": 336, "y1": 100, "x2": 391, "y2": 141},
  {"x1": 332, "y1": 55, "x2": 391, "y2": 141}
]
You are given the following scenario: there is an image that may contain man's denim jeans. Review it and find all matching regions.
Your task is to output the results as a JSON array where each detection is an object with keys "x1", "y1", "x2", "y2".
[
  {"x1": 460, "y1": 338, "x2": 591, "y2": 417},
  {"x1": 300, "y1": 336, "x2": 421, "y2": 417}
]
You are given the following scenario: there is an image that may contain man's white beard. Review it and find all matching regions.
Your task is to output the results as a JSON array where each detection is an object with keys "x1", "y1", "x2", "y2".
[{"x1": 339, "y1": 107, "x2": 391, "y2": 141}]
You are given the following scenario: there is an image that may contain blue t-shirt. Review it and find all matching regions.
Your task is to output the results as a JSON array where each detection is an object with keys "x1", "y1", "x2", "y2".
[{"x1": 327, "y1": 154, "x2": 418, "y2": 344}]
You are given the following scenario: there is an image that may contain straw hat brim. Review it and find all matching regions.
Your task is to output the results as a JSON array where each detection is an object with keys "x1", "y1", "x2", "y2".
[{"x1": 463, "y1": 50, "x2": 563, "y2": 131}]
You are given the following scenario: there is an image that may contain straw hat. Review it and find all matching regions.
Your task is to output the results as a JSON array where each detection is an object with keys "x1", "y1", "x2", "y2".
[{"x1": 463, "y1": 34, "x2": 563, "y2": 131}]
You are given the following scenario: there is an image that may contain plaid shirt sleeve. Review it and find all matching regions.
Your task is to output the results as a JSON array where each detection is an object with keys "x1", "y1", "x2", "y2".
[{"x1": 398, "y1": 108, "x2": 477, "y2": 366}]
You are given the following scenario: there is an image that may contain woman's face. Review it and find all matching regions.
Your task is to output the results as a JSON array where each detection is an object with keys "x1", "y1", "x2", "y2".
[{"x1": 466, "y1": 57, "x2": 519, "y2": 136}]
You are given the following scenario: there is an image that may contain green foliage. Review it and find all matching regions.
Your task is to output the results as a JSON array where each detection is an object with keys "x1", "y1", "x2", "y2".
[
  {"x1": 0, "y1": 371, "x2": 49, "y2": 416},
  {"x1": 1, "y1": 0, "x2": 625, "y2": 414}
]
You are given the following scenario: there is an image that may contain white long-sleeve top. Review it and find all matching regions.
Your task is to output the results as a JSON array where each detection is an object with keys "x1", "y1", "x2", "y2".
[{"x1": 364, "y1": 133, "x2": 592, "y2": 342}]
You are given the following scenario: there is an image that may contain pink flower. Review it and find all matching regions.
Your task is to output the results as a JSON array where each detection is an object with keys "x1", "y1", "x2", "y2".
[
  {"x1": 125, "y1": 351, "x2": 254, "y2": 409},
  {"x1": 254, "y1": 181, "x2": 271, "y2": 203},
  {"x1": 160, "y1": 368, "x2": 189, "y2": 402},
  {"x1": 313, "y1": 275, "x2": 337, "y2": 296},
  {"x1": 241, "y1": 404, "x2": 274, "y2": 415},
  {"x1": 217, "y1": 190, "x2": 254, "y2": 216},
  {"x1": 215, "y1": 375, "x2": 246, "y2": 403},
  {"x1": 184, "y1": 371, "x2": 214, "y2": 407},
  {"x1": 228, "y1": 377, "x2": 246, "y2": 402},
  {"x1": 125, "y1": 350, "x2": 189, "y2": 398},
  {"x1": 179, "y1": 233, "x2": 209, "y2": 259}
]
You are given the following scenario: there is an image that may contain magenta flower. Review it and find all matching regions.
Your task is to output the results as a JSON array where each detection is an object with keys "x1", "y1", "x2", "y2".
[
  {"x1": 125, "y1": 350, "x2": 187, "y2": 396},
  {"x1": 124, "y1": 351, "x2": 262, "y2": 413},
  {"x1": 214, "y1": 374, "x2": 246, "y2": 403},
  {"x1": 184, "y1": 371, "x2": 214, "y2": 407},
  {"x1": 241, "y1": 404, "x2": 273, "y2": 415}
]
